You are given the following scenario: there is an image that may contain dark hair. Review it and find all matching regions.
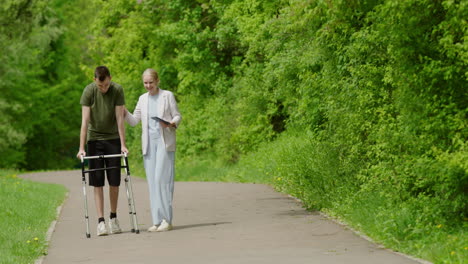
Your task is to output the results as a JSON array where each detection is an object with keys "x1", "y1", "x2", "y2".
[{"x1": 94, "y1": 66, "x2": 111, "y2": 81}]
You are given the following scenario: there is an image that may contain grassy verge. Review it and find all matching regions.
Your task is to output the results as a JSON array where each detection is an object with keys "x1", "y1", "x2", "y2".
[
  {"x1": 176, "y1": 158, "x2": 230, "y2": 182},
  {"x1": 0, "y1": 170, "x2": 67, "y2": 264}
]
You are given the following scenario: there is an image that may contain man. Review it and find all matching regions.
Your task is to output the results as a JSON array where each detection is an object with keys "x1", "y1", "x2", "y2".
[{"x1": 76, "y1": 66, "x2": 128, "y2": 236}]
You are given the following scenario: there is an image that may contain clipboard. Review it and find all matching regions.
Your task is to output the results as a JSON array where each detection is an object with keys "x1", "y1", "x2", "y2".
[{"x1": 151, "y1": 116, "x2": 171, "y2": 125}]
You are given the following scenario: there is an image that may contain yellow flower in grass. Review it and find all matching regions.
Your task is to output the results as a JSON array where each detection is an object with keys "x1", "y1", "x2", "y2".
[
  {"x1": 450, "y1": 251, "x2": 455, "y2": 255},
  {"x1": 26, "y1": 240, "x2": 31, "y2": 244},
  {"x1": 34, "y1": 237, "x2": 39, "y2": 242}
]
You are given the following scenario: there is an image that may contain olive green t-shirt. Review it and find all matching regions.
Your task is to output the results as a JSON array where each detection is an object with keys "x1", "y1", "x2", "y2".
[{"x1": 80, "y1": 81, "x2": 125, "y2": 141}]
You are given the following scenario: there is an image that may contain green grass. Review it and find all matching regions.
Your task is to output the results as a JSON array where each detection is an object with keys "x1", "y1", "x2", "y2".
[
  {"x1": 176, "y1": 158, "x2": 237, "y2": 182},
  {"x1": 0, "y1": 170, "x2": 67, "y2": 264}
]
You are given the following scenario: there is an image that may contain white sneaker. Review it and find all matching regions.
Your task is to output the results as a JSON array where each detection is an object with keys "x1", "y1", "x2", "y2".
[
  {"x1": 108, "y1": 218, "x2": 122, "y2": 234},
  {"x1": 156, "y1": 220, "x2": 172, "y2": 232},
  {"x1": 97, "y1": 222, "x2": 108, "y2": 236},
  {"x1": 147, "y1": 225, "x2": 159, "y2": 232}
]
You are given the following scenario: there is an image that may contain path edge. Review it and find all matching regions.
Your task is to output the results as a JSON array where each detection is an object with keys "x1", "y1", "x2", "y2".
[{"x1": 34, "y1": 192, "x2": 69, "y2": 264}]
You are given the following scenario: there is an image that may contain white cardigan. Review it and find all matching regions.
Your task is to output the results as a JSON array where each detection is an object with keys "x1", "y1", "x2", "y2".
[{"x1": 125, "y1": 89, "x2": 182, "y2": 154}]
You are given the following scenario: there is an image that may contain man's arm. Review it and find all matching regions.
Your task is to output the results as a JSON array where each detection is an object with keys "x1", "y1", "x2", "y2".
[
  {"x1": 115, "y1": 105, "x2": 128, "y2": 154},
  {"x1": 76, "y1": 106, "x2": 90, "y2": 158}
]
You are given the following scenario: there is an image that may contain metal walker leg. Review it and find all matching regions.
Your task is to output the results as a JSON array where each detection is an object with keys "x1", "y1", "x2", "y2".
[
  {"x1": 81, "y1": 156, "x2": 91, "y2": 238},
  {"x1": 123, "y1": 154, "x2": 140, "y2": 234}
]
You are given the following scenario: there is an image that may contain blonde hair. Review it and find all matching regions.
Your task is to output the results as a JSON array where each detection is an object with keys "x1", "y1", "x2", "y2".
[{"x1": 142, "y1": 68, "x2": 160, "y2": 85}]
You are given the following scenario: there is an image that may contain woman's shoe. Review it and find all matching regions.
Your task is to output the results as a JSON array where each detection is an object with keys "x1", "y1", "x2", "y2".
[
  {"x1": 147, "y1": 225, "x2": 159, "y2": 232},
  {"x1": 156, "y1": 220, "x2": 172, "y2": 232}
]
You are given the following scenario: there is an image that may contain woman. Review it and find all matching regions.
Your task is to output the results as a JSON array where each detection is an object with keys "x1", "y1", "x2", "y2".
[{"x1": 125, "y1": 68, "x2": 181, "y2": 232}]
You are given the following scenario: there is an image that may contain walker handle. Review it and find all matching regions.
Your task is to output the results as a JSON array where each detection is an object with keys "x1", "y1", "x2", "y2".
[{"x1": 81, "y1": 154, "x2": 126, "y2": 160}]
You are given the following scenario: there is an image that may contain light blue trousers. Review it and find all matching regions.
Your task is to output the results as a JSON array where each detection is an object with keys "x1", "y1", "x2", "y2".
[{"x1": 144, "y1": 134, "x2": 175, "y2": 225}]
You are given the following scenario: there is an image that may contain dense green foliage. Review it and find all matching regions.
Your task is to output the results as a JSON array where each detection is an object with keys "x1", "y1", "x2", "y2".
[
  {"x1": 1, "y1": 0, "x2": 466, "y2": 263},
  {"x1": 0, "y1": 170, "x2": 67, "y2": 263},
  {"x1": 0, "y1": 0, "x2": 92, "y2": 169}
]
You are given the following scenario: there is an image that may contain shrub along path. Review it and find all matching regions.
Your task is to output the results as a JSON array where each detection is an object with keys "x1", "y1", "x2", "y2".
[{"x1": 22, "y1": 170, "x2": 426, "y2": 264}]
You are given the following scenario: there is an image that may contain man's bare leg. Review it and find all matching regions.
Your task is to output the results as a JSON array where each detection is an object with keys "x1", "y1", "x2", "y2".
[
  {"x1": 94, "y1": 187, "x2": 104, "y2": 218},
  {"x1": 109, "y1": 186, "x2": 119, "y2": 214}
]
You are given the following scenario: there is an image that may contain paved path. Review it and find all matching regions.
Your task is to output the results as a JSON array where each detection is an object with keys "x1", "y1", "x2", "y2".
[{"x1": 21, "y1": 170, "x2": 425, "y2": 264}]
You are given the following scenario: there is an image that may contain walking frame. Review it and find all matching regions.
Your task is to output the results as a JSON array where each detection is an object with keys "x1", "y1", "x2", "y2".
[{"x1": 80, "y1": 153, "x2": 140, "y2": 238}]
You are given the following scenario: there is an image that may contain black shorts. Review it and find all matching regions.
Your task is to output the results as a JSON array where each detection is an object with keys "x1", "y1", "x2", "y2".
[{"x1": 87, "y1": 139, "x2": 122, "y2": 187}]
